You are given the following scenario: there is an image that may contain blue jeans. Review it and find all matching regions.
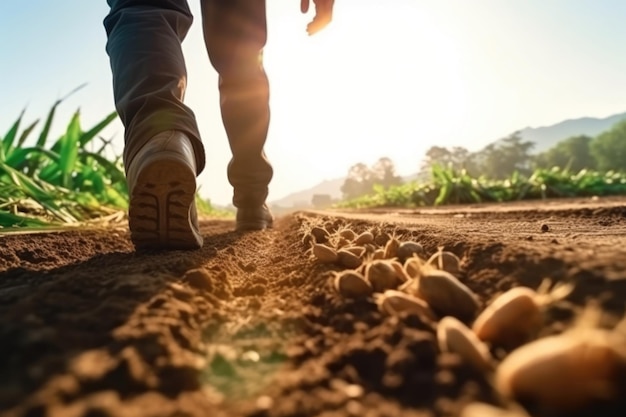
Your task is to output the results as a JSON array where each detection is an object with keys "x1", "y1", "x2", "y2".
[{"x1": 104, "y1": 0, "x2": 273, "y2": 208}]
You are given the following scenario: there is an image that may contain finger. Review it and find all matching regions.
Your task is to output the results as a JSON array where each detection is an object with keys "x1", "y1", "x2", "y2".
[
  {"x1": 301, "y1": 0, "x2": 309, "y2": 14},
  {"x1": 306, "y1": 1, "x2": 333, "y2": 35},
  {"x1": 306, "y1": 15, "x2": 331, "y2": 36}
]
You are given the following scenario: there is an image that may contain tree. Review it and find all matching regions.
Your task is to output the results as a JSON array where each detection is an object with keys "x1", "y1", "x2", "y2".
[
  {"x1": 420, "y1": 146, "x2": 477, "y2": 177},
  {"x1": 340, "y1": 157, "x2": 403, "y2": 200},
  {"x1": 591, "y1": 120, "x2": 626, "y2": 172},
  {"x1": 534, "y1": 135, "x2": 595, "y2": 172},
  {"x1": 340, "y1": 162, "x2": 372, "y2": 200},
  {"x1": 371, "y1": 157, "x2": 402, "y2": 188},
  {"x1": 422, "y1": 146, "x2": 453, "y2": 168},
  {"x1": 480, "y1": 132, "x2": 534, "y2": 179}
]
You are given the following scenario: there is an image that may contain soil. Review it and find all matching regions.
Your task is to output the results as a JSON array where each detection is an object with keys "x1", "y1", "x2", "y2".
[{"x1": 1, "y1": 196, "x2": 626, "y2": 417}]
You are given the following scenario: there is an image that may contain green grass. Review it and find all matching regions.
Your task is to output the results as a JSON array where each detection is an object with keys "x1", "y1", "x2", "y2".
[
  {"x1": 336, "y1": 164, "x2": 626, "y2": 209},
  {"x1": 1, "y1": 89, "x2": 229, "y2": 228},
  {"x1": 195, "y1": 192, "x2": 234, "y2": 218}
]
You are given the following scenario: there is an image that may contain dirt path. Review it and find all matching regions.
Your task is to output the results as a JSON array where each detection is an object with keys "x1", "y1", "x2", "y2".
[{"x1": 1, "y1": 197, "x2": 625, "y2": 417}]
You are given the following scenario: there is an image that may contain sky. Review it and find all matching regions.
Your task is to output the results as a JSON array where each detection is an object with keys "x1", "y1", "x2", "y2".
[{"x1": 2, "y1": 1, "x2": 626, "y2": 206}]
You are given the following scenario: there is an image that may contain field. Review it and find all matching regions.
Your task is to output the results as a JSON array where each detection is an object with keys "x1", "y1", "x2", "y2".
[{"x1": 1, "y1": 196, "x2": 625, "y2": 417}]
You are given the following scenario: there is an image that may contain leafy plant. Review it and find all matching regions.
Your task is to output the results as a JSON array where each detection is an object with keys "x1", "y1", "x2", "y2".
[
  {"x1": 0, "y1": 87, "x2": 125, "y2": 227},
  {"x1": 1, "y1": 88, "x2": 229, "y2": 228},
  {"x1": 336, "y1": 165, "x2": 626, "y2": 209}
]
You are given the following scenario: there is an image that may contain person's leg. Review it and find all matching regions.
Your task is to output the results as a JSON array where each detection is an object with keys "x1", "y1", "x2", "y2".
[
  {"x1": 104, "y1": 0, "x2": 204, "y2": 249},
  {"x1": 200, "y1": 0, "x2": 274, "y2": 222},
  {"x1": 104, "y1": 0, "x2": 205, "y2": 172}
]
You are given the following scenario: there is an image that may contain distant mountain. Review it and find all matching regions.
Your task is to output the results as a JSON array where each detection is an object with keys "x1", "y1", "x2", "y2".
[
  {"x1": 504, "y1": 112, "x2": 626, "y2": 154},
  {"x1": 269, "y1": 178, "x2": 345, "y2": 210},
  {"x1": 269, "y1": 111, "x2": 626, "y2": 209},
  {"x1": 268, "y1": 174, "x2": 418, "y2": 210}
]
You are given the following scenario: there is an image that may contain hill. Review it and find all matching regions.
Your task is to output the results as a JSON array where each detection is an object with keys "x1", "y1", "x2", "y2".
[
  {"x1": 269, "y1": 178, "x2": 345, "y2": 212},
  {"x1": 506, "y1": 111, "x2": 626, "y2": 153}
]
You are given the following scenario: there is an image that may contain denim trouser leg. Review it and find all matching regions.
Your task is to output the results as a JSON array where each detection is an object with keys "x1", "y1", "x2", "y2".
[
  {"x1": 201, "y1": 0, "x2": 273, "y2": 208},
  {"x1": 104, "y1": 0, "x2": 273, "y2": 207},
  {"x1": 104, "y1": 0, "x2": 206, "y2": 174}
]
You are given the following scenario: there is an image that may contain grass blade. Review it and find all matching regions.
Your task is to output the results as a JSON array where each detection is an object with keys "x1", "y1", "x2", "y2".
[
  {"x1": 58, "y1": 111, "x2": 81, "y2": 189},
  {"x1": 1, "y1": 109, "x2": 25, "y2": 161},
  {"x1": 0, "y1": 161, "x2": 77, "y2": 223},
  {"x1": 79, "y1": 151, "x2": 126, "y2": 185},
  {"x1": 78, "y1": 111, "x2": 118, "y2": 147},
  {"x1": 35, "y1": 100, "x2": 59, "y2": 149},
  {"x1": 0, "y1": 211, "x2": 51, "y2": 228},
  {"x1": 15, "y1": 119, "x2": 40, "y2": 150}
]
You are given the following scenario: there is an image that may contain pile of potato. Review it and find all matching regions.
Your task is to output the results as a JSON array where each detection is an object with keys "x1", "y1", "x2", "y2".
[{"x1": 301, "y1": 219, "x2": 626, "y2": 415}]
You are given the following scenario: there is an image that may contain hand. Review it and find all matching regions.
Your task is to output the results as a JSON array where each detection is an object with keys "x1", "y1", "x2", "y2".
[{"x1": 301, "y1": 0, "x2": 335, "y2": 36}]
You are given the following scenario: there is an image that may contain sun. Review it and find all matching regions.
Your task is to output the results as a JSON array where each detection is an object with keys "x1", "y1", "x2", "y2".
[{"x1": 260, "y1": 2, "x2": 467, "y2": 192}]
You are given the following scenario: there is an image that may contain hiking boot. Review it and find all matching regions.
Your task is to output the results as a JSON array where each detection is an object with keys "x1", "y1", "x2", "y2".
[
  {"x1": 236, "y1": 204, "x2": 274, "y2": 231},
  {"x1": 125, "y1": 131, "x2": 203, "y2": 250}
]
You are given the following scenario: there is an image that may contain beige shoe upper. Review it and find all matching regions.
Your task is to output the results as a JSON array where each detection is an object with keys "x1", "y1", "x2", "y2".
[{"x1": 126, "y1": 130, "x2": 197, "y2": 191}]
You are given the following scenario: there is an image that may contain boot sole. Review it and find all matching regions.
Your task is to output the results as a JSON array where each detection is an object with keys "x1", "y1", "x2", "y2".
[
  {"x1": 235, "y1": 220, "x2": 274, "y2": 231},
  {"x1": 128, "y1": 157, "x2": 203, "y2": 250},
  {"x1": 235, "y1": 220, "x2": 274, "y2": 232}
]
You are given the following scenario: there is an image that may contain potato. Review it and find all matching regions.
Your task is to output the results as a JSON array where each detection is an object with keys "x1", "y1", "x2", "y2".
[
  {"x1": 365, "y1": 260, "x2": 402, "y2": 293},
  {"x1": 354, "y1": 231, "x2": 374, "y2": 245},
  {"x1": 374, "y1": 231, "x2": 391, "y2": 247},
  {"x1": 417, "y1": 268, "x2": 480, "y2": 321},
  {"x1": 339, "y1": 228, "x2": 357, "y2": 241},
  {"x1": 438, "y1": 316, "x2": 494, "y2": 373},
  {"x1": 389, "y1": 260, "x2": 410, "y2": 284},
  {"x1": 337, "y1": 249, "x2": 363, "y2": 269},
  {"x1": 310, "y1": 226, "x2": 330, "y2": 243},
  {"x1": 396, "y1": 241, "x2": 424, "y2": 261},
  {"x1": 495, "y1": 330, "x2": 626, "y2": 411},
  {"x1": 376, "y1": 290, "x2": 437, "y2": 321},
  {"x1": 333, "y1": 270, "x2": 373, "y2": 299},
  {"x1": 362, "y1": 243, "x2": 377, "y2": 255},
  {"x1": 427, "y1": 247, "x2": 461, "y2": 275},
  {"x1": 372, "y1": 249, "x2": 386, "y2": 260},
  {"x1": 404, "y1": 256, "x2": 424, "y2": 279},
  {"x1": 312, "y1": 243, "x2": 338, "y2": 263},
  {"x1": 472, "y1": 287, "x2": 542, "y2": 349}
]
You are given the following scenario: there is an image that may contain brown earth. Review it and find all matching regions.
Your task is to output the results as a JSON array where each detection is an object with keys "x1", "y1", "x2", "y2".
[{"x1": 1, "y1": 196, "x2": 626, "y2": 417}]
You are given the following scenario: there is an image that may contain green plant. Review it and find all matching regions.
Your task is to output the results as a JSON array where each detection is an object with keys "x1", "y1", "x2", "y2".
[
  {"x1": 335, "y1": 165, "x2": 626, "y2": 210},
  {"x1": 0, "y1": 87, "x2": 125, "y2": 227},
  {"x1": 1, "y1": 88, "x2": 230, "y2": 228}
]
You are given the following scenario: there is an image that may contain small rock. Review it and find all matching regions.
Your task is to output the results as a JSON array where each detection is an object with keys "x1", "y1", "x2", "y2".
[
  {"x1": 168, "y1": 282, "x2": 193, "y2": 301},
  {"x1": 241, "y1": 350, "x2": 261, "y2": 363},
  {"x1": 184, "y1": 269, "x2": 213, "y2": 291},
  {"x1": 256, "y1": 395, "x2": 274, "y2": 410},
  {"x1": 344, "y1": 384, "x2": 364, "y2": 398}
]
